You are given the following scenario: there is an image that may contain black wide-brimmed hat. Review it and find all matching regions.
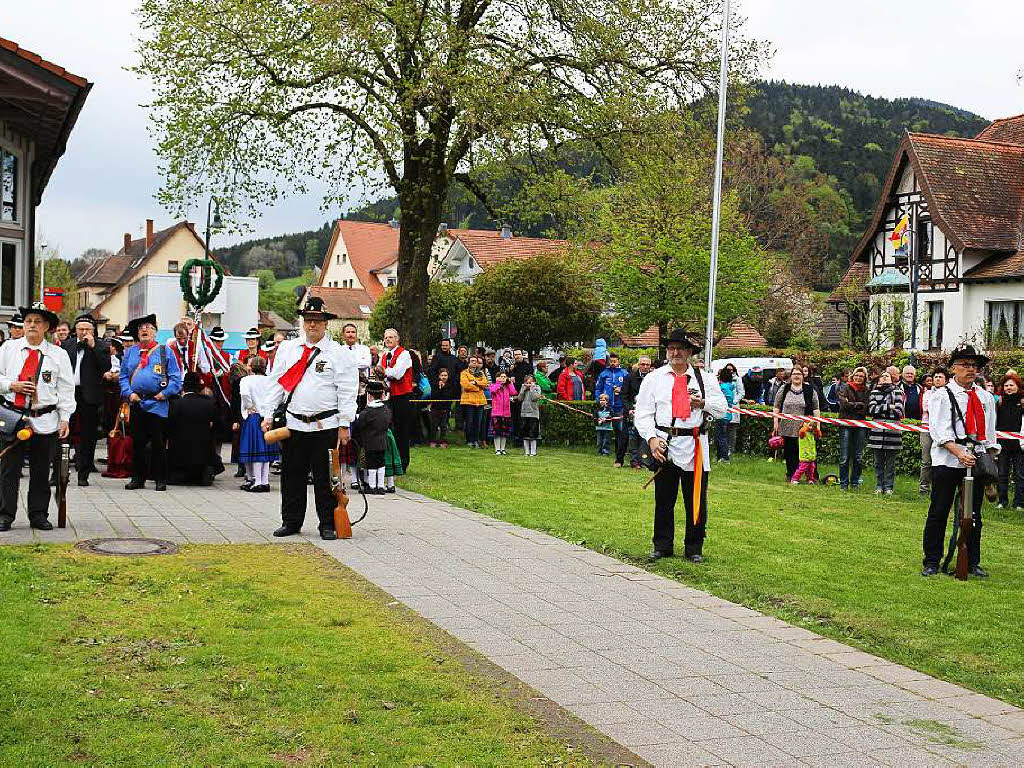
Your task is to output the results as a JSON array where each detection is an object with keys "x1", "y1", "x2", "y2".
[
  {"x1": 261, "y1": 339, "x2": 276, "y2": 352},
  {"x1": 243, "y1": 327, "x2": 260, "y2": 340},
  {"x1": 125, "y1": 313, "x2": 157, "y2": 340},
  {"x1": 19, "y1": 303, "x2": 60, "y2": 330},
  {"x1": 298, "y1": 295, "x2": 337, "y2": 321},
  {"x1": 661, "y1": 328, "x2": 703, "y2": 353},
  {"x1": 116, "y1": 332, "x2": 133, "y2": 343},
  {"x1": 949, "y1": 344, "x2": 990, "y2": 368},
  {"x1": 208, "y1": 326, "x2": 227, "y2": 342},
  {"x1": 7, "y1": 313, "x2": 23, "y2": 329}
]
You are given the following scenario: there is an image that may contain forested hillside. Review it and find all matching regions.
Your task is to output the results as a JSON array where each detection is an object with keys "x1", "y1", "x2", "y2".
[{"x1": 745, "y1": 81, "x2": 989, "y2": 220}]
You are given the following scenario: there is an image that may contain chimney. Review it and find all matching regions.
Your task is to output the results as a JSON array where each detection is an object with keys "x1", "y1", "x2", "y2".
[
  {"x1": 145, "y1": 219, "x2": 155, "y2": 251},
  {"x1": 123, "y1": 233, "x2": 132, "y2": 252},
  {"x1": 500, "y1": 224, "x2": 512, "y2": 240}
]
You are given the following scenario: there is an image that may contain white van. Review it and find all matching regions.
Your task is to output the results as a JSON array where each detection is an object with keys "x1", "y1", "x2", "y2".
[{"x1": 709, "y1": 356, "x2": 794, "y2": 377}]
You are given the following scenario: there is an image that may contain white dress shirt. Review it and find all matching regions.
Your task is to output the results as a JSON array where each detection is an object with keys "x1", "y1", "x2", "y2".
[
  {"x1": 260, "y1": 333, "x2": 358, "y2": 432},
  {"x1": 0, "y1": 337, "x2": 76, "y2": 434},
  {"x1": 340, "y1": 342, "x2": 372, "y2": 372},
  {"x1": 928, "y1": 379, "x2": 999, "y2": 468},
  {"x1": 634, "y1": 364, "x2": 728, "y2": 471},
  {"x1": 383, "y1": 346, "x2": 412, "y2": 381},
  {"x1": 240, "y1": 374, "x2": 272, "y2": 416}
]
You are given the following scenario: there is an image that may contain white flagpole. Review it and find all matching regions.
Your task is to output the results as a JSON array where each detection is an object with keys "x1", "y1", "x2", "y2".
[{"x1": 703, "y1": 0, "x2": 731, "y2": 365}]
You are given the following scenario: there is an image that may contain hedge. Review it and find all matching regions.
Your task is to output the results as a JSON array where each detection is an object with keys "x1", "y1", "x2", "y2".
[
  {"x1": 539, "y1": 399, "x2": 925, "y2": 475},
  {"x1": 564, "y1": 345, "x2": 1024, "y2": 382}
]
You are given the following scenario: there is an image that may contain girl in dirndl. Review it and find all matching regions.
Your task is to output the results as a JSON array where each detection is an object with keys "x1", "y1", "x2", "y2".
[{"x1": 238, "y1": 357, "x2": 279, "y2": 492}]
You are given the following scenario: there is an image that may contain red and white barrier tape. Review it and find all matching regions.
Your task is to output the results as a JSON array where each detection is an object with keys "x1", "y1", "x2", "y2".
[{"x1": 729, "y1": 406, "x2": 1024, "y2": 441}]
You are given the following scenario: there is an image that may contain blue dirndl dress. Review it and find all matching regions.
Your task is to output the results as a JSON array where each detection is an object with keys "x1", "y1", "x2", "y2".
[{"x1": 239, "y1": 413, "x2": 280, "y2": 463}]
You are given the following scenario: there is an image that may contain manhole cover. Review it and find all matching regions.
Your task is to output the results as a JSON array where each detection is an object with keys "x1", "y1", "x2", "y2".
[{"x1": 76, "y1": 538, "x2": 179, "y2": 557}]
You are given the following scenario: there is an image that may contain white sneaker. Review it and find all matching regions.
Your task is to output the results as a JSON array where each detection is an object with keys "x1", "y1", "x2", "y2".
[
  {"x1": 996, "y1": 504, "x2": 1005, "y2": 509},
  {"x1": 874, "y1": 488, "x2": 883, "y2": 495},
  {"x1": 884, "y1": 490, "x2": 894, "y2": 496}
]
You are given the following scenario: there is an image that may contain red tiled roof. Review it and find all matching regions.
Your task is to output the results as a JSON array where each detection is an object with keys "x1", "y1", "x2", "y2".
[
  {"x1": 319, "y1": 221, "x2": 398, "y2": 299},
  {"x1": 964, "y1": 248, "x2": 1024, "y2": 281},
  {"x1": 306, "y1": 286, "x2": 376, "y2": 319},
  {"x1": 828, "y1": 262, "x2": 870, "y2": 303},
  {"x1": 976, "y1": 114, "x2": 1024, "y2": 146},
  {"x1": 718, "y1": 321, "x2": 767, "y2": 349},
  {"x1": 909, "y1": 133, "x2": 1024, "y2": 253},
  {"x1": 617, "y1": 325, "x2": 659, "y2": 348},
  {"x1": 450, "y1": 230, "x2": 569, "y2": 267},
  {"x1": 0, "y1": 36, "x2": 88, "y2": 88}
]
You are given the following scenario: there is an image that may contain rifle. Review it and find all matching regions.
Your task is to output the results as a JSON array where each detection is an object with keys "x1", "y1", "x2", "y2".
[
  {"x1": 57, "y1": 441, "x2": 70, "y2": 529},
  {"x1": 955, "y1": 461, "x2": 974, "y2": 581},
  {"x1": 328, "y1": 448, "x2": 352, "y2": 539}
]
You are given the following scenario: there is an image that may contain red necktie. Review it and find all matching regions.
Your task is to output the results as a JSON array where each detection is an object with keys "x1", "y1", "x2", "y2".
[
  {"x1": 138, "y1": 342, "x2": 157, "y2": 369},
  {"x1": 966, "y1": 387, "x2": 987, "y2": 441},
  {"x1": 671, "y1": 373, "x2": 691, "y2": 420},
  {"x1": 14, "y1": 348, "x2": 40, "y2": 408},
  {"x1": 278, "y1": 345, "x2": 313, "y2": 393}
]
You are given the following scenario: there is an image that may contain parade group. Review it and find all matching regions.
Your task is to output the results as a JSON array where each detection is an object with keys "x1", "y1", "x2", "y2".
[{"x1": 0, "y1": 295, "x2": 1016, "y2": 578}]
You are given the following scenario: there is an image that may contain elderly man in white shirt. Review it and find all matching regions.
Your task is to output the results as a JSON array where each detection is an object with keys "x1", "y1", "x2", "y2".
[
  {"x1": 922, "y1": 345, "x2": 999, "y2": 578},
  {"x1": 261, "y1": 297, "x2": 358, "y2": 540},
  {"x1": 0, "y1": 304, "x2": 75, "y2": 532},
  {"x1": 635, "y1": 329, "x2": 727, "y2": 563}
]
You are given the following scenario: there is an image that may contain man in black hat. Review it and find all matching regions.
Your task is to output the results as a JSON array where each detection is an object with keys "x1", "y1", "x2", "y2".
[
  {"x1": 260, "y1": 296, "x2": 358, "y2": 539},
  {"x1": 7, "y1": 313, "x2": 23, "y2": 341},
  {"x1": 0, "y1": 304, "x2": 75, "y2": 532},
  {"x1": 634, "y1": 329, "x2": 727, "y2": 562},
  {"x1": 921, "y1": 344, "x2": 998, "y2": 577},
  {"x1": 119, "y1": 313, "x2": 184, "y2": 491},
  {"x1": 61, "y1": 314, "x2": 111, "y2": 486}
]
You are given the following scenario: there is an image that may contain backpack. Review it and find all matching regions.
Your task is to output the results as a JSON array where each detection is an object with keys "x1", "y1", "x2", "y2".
[{"x1": 779, "y1": 382, "x2": 815, "y2": 415}]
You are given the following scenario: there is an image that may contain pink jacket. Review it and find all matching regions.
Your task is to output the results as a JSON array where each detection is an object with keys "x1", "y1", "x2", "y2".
[{"x1": 489, "y1": 380, "x2": 517, "y2": 418}]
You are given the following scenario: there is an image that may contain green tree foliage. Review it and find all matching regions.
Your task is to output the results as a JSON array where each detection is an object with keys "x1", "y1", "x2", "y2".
[
  {"x1": 258, "y1": 286, "x2": 298, "y2": 323},
  {"x1": 239, "y1": 240, "x2": 300, "y2": 278},
  {"x1": 585, "y1": 118, "x2": 768, "y2": 354},
  {"x1": 134, "y1": 0, "x2": 764, "y2": 349},
  {"x1": 213, "y1": 220, "x2": 335, "y2": 277},
  {"x1": 253, "y1": 269, "x2": 276, "y2": 290},
  {"x1": 462, "y1": 254, "x2": 603, "y2": 354},
  {"x1": 369, "y1": 281, "x2": 471, "y2": 350}
]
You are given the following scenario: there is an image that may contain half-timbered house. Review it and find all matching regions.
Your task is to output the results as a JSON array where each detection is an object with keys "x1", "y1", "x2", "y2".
[{"x1": 829, "y1": 114, "x2": 1024, "y2": 351}]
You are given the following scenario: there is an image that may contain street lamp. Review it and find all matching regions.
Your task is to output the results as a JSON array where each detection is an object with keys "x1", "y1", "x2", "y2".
[{"x1": 204, "y1": 196, "x2": 224, "y2": 258}]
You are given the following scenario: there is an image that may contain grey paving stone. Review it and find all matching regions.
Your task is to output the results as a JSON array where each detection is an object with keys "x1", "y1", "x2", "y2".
[
  {"x1": 701, "y1": 734, "x2": 800, "y2": 766},
  {"x1": 630, "y1": 739, "x2": 726, "y2": 767}
]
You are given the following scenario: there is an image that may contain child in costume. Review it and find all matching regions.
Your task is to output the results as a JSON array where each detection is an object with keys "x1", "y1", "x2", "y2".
[
  {"x1": 790, "y1": 422, "x2": 821, "y2": 485},
  {"x1": 238, "y1": 356, "x2": 279, "y2": 492},
  {"x1": 351, "y1": 380, "x2": 391, "y2": 495}
]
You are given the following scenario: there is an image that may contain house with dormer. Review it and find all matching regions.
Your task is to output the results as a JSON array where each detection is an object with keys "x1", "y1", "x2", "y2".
[{"x1": 829, "y1": 114, "x2": 1024, "y2": 351}]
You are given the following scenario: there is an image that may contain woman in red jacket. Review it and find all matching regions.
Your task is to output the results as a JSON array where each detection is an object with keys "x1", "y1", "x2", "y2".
[{"x1": 557, "y1": 357, "x2": 584, "y2": 400}]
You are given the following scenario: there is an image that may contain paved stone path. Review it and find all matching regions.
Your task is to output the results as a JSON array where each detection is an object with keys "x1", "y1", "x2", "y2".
[{"x1": 4, "y1": 472, "x2": 1024, "y2": 766}]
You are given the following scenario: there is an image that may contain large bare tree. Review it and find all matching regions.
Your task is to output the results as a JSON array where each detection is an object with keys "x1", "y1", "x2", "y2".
[{"x1": 135, "y1": 0, "x2": 763, "y2": 345}]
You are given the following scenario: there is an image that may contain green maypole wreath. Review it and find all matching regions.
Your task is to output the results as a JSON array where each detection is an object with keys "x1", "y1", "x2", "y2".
[{"x1": 180, "y1": 257, "x2": 225, "y2": 310}]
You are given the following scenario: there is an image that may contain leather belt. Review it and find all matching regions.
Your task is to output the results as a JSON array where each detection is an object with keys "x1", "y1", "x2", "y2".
[
  {"x1": 288, "y1": 408, "x2": 338, "y2": 424},
  {"x1": 3, "y1": 400, "x2": 57, "y2": 418},
  {"x1": 655, "y1": 424, "x2": 700, "y2": 437}
]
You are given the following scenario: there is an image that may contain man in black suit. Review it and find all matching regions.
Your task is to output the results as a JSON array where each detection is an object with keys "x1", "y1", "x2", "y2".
[
  {"x1": 167, "y1": 372, "x2": 218, "y2": 485},
  {"x1": 62, "y1": 314, "x2": 111, "y2": 486}
]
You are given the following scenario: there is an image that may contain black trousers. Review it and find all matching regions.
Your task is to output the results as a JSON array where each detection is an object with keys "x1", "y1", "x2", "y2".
[
  {"x1": 653, "y1": 460, "x2": 708, "y2": 557},
  {"x1": 511, "y1": 401, "x2": 523, "y2": 445},
  {"x1": 279, "y1": 428, "x2": 337, "y2": 531},
  {"x1": 782, "y1": 435, "x2": 800, "y2": 479},
  {"x1": 0, "y1": 431, "x2": 56, "y2": 524},
  {"x1": 613, "y1": 416, "x2": 628, "y2": 464},
  {"x1": 389, "y1": 394, "x2": 413, "y2": 470},
  {"x1": 131, "y1": 406, "x2": 167, "y2": 485},
  {"x1": 923, "y1": 465, "x2": 984, "y2": 568},
  {"x1": 74, "y1": 390, "x2": 100, "y2": 478}
]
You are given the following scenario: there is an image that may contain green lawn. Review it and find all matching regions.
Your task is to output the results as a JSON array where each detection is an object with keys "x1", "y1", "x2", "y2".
[
  {"x1": 274, "y1": 275, "x2": 312, "y2": 293},
  {"x1": 400, "y1": 446, "x2": 1024, "y2": 708},
  {"x1": 0, "y1": 544, "x2": 590, "y2": 766}
]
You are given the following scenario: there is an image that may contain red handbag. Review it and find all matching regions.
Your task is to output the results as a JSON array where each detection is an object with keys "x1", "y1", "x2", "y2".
[{"x1": 102, "y1": 403, "x2": 133, "y2": 478}]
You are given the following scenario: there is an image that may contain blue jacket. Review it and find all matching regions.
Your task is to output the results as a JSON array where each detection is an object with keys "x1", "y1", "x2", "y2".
[
  {"x1": 595, "y1": 365, "x2": 628, "y2": 411},
  {"x1": 119, "y1": 343, "x2": 183, "y2": 417}
]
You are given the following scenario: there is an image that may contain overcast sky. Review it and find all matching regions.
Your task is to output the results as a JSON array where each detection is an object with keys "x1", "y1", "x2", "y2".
[{"x1": 7, "y1": 0, "x2": 1024, "y2": 261}]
